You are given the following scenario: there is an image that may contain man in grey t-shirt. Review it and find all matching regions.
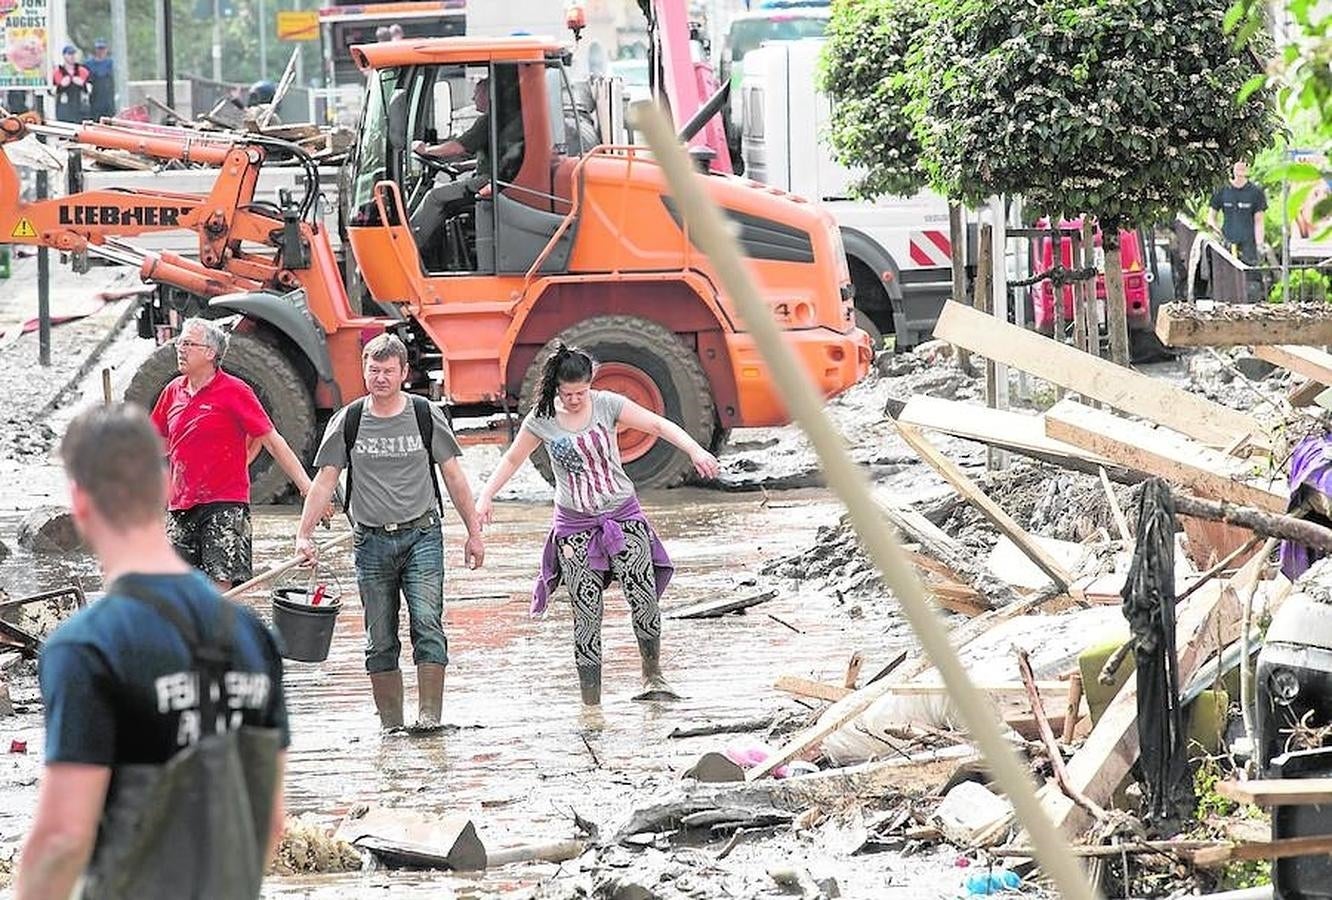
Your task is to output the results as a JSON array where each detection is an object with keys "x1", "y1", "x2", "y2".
[{"x1": 295, "y1": 334, "x2": 484, "y2": 733}]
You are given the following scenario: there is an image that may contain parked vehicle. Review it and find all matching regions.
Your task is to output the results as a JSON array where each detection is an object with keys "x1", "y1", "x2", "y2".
[{"x1": 3, "y1": 36, "x2": 870, "y2": 501}]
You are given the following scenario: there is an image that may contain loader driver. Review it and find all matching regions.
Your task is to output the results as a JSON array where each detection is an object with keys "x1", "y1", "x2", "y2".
[{"x1": 410, "y1": 76, "x2": 523, "y2": 261}]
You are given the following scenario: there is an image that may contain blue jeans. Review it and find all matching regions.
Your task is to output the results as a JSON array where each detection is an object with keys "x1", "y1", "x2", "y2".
[{"x1": 353, "y1": 520, "x2": 447, "y2": 674}]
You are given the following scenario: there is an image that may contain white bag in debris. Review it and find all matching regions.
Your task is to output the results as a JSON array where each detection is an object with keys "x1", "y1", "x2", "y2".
[
  {"x1": 819, "y1": 688, "x2": 1024, "y2": 766},
  {"x1": 819, "y1": 690, "x2": 966, "y2": 766}
]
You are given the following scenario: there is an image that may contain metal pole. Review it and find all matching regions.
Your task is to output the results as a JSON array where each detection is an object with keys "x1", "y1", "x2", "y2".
[
  {"x1": 1281, "y1": 170, "x2": 1290, "y2": 304},
  {"x1": 35, "y1": 94, "x2": 50, "y2": 367},
  {"x1": 258, "y1": 0, "x2": 269, "y2": 80},
  {"x1": 110, "y1": 0, "x2": 130, "y2": 112},
  {"x1": 988, "y1": 195, "x2": 1010, "y2": 469},
  {"x1": 212, "y1": 0, "x2": 223, "y2": 83},
  {"x1": 162, "y1": 0, "x2": 176, "y2": 111}
]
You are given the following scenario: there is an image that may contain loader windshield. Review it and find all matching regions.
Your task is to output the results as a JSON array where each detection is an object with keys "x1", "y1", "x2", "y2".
[{"x1": 349, "y1": 68, "x2": 398, "y2": 224}]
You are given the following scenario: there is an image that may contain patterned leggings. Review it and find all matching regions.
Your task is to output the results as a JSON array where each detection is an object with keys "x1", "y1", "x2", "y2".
[{"x1": 558, "y1": 520, "x2": 662, "y2": 668}]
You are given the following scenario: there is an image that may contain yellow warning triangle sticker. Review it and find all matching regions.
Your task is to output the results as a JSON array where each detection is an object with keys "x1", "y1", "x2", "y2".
[{"x1": 10, "y1": 218, "x2": 36, "y2": 238}]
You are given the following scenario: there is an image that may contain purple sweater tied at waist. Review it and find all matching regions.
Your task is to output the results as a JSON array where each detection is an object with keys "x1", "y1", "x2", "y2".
[{"x1": 531, "y1": 496, "x2": 674, "y2": 616}]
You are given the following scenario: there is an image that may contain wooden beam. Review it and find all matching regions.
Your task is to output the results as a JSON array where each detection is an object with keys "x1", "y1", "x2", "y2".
[
  {"x1": 896, "y1": 395, "x2": 1113, "y2": 468},
  {"x1": 773, "y1": 675, "x2": 1067, "y2": 703},
  {"x1": 1044, "y1": 400, "x2": 1285, "y2": 513},
  {"x1": 1189, "y1": 834, "x2": 1332, "y2": 867},
  {"x1": 1290, "y1": 378, "x2": 1327, "y2": 408},
  {"x1": 1157, "y1": 302, "x2": 1332, "y2": 348},
  {"x1": 1253, "y1": 344, "x2": 1332, "y2": 385},
  {"x1": 1216, "y1": 778, "x2": 1332, "y2": 808},
  {"x1": 666, "y1": 590, "x2": 777, "y2": 620},
  {"x1": 896, "y1": 423, "x2": 1076, "y2": 592},
  {"x1": 933, "y1": 300, "x2": 1264, "y2": 448}
]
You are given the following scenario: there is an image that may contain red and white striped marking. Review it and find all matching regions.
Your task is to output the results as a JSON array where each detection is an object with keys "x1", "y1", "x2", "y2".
[{"x1": 908, "y1": 230, "x2": 952, "y2": 267}]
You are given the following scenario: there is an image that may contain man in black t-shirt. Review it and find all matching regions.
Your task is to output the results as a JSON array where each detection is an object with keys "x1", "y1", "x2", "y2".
[
  {"x1": 16, "y1": 405, "x2": 288, "y2": 900},
  {"x1": 1209, "y1": 160, "x2": 1268, "y2": 265}
]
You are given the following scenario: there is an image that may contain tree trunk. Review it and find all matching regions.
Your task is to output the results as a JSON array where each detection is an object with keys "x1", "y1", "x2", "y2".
[
  {"x1": 950, "y1": 203, "x2": 972, "y2": 374},
  {"x1": 1102, "y1": 223, "x2": 1131, "y2": 366}
]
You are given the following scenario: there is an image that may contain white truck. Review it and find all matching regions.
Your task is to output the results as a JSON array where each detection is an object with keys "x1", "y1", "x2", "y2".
[{"x1": 739, "y1": 38, "x2": 965, "y2": 348}]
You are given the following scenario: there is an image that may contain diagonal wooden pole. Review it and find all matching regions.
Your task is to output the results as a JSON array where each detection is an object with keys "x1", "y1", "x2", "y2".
[{"x1": 631, "y1": 101, "x2": 1099, "y2": 900}]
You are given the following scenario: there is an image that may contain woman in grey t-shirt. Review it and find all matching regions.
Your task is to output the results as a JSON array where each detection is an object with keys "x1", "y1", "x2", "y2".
[{"x1": 476, "y1": 344, "x2": 720, "y2": 706}]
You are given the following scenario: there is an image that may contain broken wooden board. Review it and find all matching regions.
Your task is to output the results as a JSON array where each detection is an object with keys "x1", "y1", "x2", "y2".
[
  {"x1": 1189, "y1": 834, "x2": 1332, "y2": 867},
  {"x1": 774, "y1": 675, "x2": 1067, "y2": 703},
  {"x1": 1216, "y1": 778, "x2": 1332, "y2": 807},
  {"x1": 896, "y1": 423, "x2": 1076, "y2": 592},
  {"x1": 1157, "y1": 302, "x2": 1332, "y2": 348},
  {"x1": 1044, "y1": 399, "x2": 1285, "y2": 513},
  {"x1": 335, "y1": 807, "x2": 486, "y2": 870},
  {"x1": 933, "y1": 300, "x2": 1265, "y2": 448},
  {"x1": 896, "y1": 395, "x2": 1115, "y2": 473},
  {"x1": 667, "y1": 589, "x2": 777, "y2": 620},
  {"x1": 881, "y1": 500, "x2": 1025, "y2": 609},
  {"x1": 1253, "y1": 344, "x2": 1332, "y2": 386}
]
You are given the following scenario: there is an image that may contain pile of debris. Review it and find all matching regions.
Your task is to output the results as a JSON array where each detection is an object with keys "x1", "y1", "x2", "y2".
[{"x1": 608, "y1": 301, "x2": 1332, "y2": 898}]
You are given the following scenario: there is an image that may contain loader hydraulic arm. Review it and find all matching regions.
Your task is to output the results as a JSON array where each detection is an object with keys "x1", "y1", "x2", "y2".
[{"x1": 0, "y1": 113, "x2": 314, "y2": 273}]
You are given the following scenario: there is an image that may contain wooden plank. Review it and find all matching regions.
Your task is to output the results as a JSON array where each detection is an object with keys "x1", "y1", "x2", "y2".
[
  {"x1": 667, "y1": 590, "x2": 777, "y2": 620},
  {"x1": 1157, "y1": 302, "x2": 1332, "y2": 348},
  {"x1": 1190, "y1": 834, "x2": 1332, "y2": 866},
  {"x1": 1253, "y1": 344, "x2": 1332, "y2": 385},
  {"x1": 933, "y1": 300, "x2": 1263, "y2": 448},
  {"x1": 773, "y1": 675, "x2": 1066, "y2": 703},
  {"x1": 1044, "y1": 400, "x2": 1285, "y2": 513},
  {"x1": 896, "y1": 423, "x2": 1076, "y2": 592},
  {"x1": 1216, "y1": 778, "x2": 1332, "y2": 808},
  {"x1": 896, "y1": 396, "x2": 1113, "y2": 466}
]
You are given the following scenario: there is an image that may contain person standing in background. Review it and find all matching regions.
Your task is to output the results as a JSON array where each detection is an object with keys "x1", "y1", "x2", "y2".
[
  {"x1": 1209, "y1": 160, "x2": 1268, "y2": 265},
  {"x1": 85, "y1": 39, "x2": 116, "y2": 121},
  {"x1": 52, "y1": 45, "x2": 90, "y2": 124}
]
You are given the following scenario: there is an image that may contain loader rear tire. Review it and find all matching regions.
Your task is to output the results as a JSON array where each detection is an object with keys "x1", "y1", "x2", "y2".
[
  {"x1": 520, "y1": 316, "x2": 716, "y2": 491},
  {"x1": 125, "y1": 331, "x2": 316, "y2": 505}
]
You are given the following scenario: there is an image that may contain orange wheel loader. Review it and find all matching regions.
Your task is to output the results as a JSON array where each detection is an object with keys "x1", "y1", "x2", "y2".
[{"x1": 0, "y1": 36, "x2": 871, "y2": 500}]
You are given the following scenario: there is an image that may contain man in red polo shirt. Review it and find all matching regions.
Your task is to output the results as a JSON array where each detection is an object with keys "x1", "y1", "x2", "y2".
[{"x1": 150, "y1": 317, "x2": 317, "y2": 589}]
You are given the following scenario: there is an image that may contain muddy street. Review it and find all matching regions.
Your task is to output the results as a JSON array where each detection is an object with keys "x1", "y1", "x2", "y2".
[{"x1": 0, "y1": 484, "x2": 980, "y2": 899}]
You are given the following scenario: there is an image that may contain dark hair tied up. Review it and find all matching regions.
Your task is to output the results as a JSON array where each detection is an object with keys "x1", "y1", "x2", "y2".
[{"x1": 534, "y1": 342, "x2": 594, "y2": 418}]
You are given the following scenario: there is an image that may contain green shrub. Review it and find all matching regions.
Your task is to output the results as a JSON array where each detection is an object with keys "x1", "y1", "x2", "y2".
[{"x1": 1268, "y1": 268, "x2": 1332, "y2": 303}]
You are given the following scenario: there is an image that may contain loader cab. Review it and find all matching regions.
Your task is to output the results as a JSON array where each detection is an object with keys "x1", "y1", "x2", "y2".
[{"x1": 345, "y1": 40, "x2": 583, "y2": 292}]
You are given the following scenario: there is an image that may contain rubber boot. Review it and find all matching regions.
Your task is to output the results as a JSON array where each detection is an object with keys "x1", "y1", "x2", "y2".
[
  {"x1": 576, "y1": 664, "x2": 602, "y2": 706},
  {"x1": 633, "y1": 638, "x2": 681, "y2": 702},
  {"x1": 410, "y1": 663, "x2": 447, "y2": 734},
  {"x1": 369, "y1": 670, "x2": 405, "y2": 733}
]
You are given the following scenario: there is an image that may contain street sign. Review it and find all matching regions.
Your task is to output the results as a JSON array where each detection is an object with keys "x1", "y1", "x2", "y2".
[
  {"x1": 0, "y1": 0, "x2": 51, "y2": 89},
  {"x1": 277, "y1": 9, "x2": 319, "y2": 41}
]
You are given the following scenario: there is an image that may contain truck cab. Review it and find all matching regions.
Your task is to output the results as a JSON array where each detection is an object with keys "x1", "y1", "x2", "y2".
[{"x1": 739, "y1": 39, "x2": 963, "y2": 349}]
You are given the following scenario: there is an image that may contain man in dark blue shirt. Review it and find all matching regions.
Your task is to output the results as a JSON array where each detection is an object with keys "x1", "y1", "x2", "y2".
[
  {"x1": 85, "y1": 39, "x2": 115, "y2": 121},
  {"x1": 15, "y1": 405, "x2": 289, "y2": 899}
]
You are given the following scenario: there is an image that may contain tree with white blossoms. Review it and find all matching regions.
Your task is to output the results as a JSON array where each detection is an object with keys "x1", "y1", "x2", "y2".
[{"x1": 822, "y1": 0, "x2": 1276, "y2": 348}]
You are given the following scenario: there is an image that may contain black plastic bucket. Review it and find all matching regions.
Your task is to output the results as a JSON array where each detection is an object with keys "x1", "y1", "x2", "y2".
[{"x1": 271, "y1": 586, "x2": 341, "y2": 662}]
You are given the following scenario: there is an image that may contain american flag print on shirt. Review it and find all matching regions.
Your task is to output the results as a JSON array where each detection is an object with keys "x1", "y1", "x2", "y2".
[{"x1": 548, "y1": 423, "x2": 622, "y2": 511}]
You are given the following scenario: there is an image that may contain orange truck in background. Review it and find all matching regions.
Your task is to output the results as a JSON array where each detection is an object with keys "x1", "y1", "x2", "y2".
[{"x1": 0, "y1": 36, "x2": 870, "y2": 499}]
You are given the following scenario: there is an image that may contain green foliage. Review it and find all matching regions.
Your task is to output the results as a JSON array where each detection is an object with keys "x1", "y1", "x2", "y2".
[
  {"x1": 916, "y1": 0, "x2": 1277, "y2": 229},
  {"x1": 1268, "y1": 267, "x2": 1331, "y2": 303},
  {"x1": 1192, "y1": 754, "x2": 1272, "y2": 890},
  {"x1": 818, "y1": 0, "x2": 930, "y2": 198}
]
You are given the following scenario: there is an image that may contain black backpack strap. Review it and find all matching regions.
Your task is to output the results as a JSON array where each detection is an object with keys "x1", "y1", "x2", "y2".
[
  {"x1": 108, "y1": 576, "x2": 236, "y2": 738},
  {"x1": 411, "y1": 395, "x2": 444, "y2": 514},
  {"x1": 342, "y1": 398, "x2": 365, "y2": 526}
]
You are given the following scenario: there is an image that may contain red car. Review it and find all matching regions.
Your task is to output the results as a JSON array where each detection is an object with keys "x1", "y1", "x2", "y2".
[{"x1": 1032, "y1": 217, "x2": 1154, "y2": 335}]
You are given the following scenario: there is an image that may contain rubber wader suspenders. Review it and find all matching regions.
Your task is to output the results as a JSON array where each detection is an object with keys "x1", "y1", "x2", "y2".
[
  {"x1": 86, "y1": 579, "x2": 279, "y2": 900},
  {"x1": 341, "y1": 395, "x2": 444, "y2": 525}
]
